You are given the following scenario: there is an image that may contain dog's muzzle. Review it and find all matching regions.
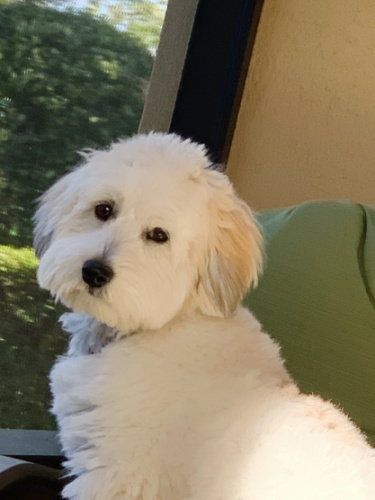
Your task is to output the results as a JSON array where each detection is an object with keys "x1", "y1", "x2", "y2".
[{"x1": 82, "y1": 259, "x2": 114, "y2": 288}]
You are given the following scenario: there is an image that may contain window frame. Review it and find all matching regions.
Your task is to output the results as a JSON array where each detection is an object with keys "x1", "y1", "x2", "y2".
[{"x1": 169, "y1": 0, "x2": 265, "y2": 162}]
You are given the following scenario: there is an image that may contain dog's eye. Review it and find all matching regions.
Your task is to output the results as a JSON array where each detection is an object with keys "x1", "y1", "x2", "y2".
[
  {"x1": 95, "y1": 203, "x2": 113, "y2": 221},
  {"x1": 145, "y1": 227, "x2": 169, "y2": 244}
]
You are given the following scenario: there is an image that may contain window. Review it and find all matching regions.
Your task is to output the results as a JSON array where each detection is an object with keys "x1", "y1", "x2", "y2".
[
  {"x1": 0, "y1": 0, "x2": 168, "y2": 432},
  {"x1": 0, "y1": 0, "x2": 264, "y2": 467}
]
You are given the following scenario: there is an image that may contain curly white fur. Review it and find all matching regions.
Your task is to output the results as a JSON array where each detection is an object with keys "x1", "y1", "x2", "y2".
[{"x1": 34, "y1": 133, "x2": 375, "y2": 500}]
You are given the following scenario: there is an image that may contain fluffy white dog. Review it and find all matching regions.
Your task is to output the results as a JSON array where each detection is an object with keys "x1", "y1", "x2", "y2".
[{"x1": 34, "y1": 133, "x2": 375, "y2": 500}]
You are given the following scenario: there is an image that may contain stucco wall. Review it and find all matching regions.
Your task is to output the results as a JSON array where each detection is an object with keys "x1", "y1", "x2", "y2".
[{"x1": 227, "y1": 0, "x2": 375, "y2": 210}]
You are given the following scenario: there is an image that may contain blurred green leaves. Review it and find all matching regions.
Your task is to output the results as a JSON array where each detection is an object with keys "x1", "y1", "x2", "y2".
[{"x1": 0, "y1": 1, "x2": 153, "y2": 246}]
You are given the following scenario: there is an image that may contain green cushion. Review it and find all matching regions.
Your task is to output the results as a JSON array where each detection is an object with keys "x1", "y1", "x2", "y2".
[{"x1": 244, "y1": 200, "x2": 375, "y2": 446}]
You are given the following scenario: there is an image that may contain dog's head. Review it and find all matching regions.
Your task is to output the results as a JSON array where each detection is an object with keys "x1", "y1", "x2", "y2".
[{"x1": 34, "y1": 133, "x2": 262, "y2": 333}]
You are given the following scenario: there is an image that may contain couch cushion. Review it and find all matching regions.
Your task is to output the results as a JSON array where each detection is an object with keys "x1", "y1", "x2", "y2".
[{"x1": 244, "y1": 200, "x2": 375, "y2": 445}]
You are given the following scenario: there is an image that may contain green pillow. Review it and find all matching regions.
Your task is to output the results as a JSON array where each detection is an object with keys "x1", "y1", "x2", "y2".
[{"x1": 244, "y1": 200, "x2": 375, "y2": 445}]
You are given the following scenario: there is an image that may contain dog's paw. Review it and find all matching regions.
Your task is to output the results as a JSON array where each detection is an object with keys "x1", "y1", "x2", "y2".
[{"x1": 60, "y1": 312, "x2": 118, "y2": 356}]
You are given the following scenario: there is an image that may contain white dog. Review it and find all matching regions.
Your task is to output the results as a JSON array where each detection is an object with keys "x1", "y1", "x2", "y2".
[{"x1": 34, "y1": 133, "x2": 375, "y2": 500}]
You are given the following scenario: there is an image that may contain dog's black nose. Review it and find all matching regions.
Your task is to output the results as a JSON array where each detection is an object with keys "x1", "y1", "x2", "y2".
[{"x1": 82, "y1": 260, "x2": 114, "y2": 288}]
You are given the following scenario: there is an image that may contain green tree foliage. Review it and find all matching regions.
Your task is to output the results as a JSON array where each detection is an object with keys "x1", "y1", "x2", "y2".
[
  {"x1": 98, "y1": 0, "x2": 168, "y2": 51},
  {"x1": 0, "y1": 1, "x2": 153, "y2": 246}
]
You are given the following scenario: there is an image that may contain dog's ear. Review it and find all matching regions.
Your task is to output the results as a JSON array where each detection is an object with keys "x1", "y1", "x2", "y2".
[
  {"x1": 194, "y1": 170, "x2": 263, "y2": 317},
  {"x1": 33, "y1": 173, "x2": 73, "y2": 259}
]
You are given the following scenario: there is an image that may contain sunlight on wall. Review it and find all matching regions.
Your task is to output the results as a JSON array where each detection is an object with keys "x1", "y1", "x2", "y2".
[{"x1": 228, "y1": 0, "x2": 375, "y2": 209}]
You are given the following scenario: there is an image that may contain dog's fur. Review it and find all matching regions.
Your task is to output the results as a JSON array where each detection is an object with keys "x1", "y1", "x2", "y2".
[{"x1": 34, "y1": 133, "x2": 375, "y2": 500}]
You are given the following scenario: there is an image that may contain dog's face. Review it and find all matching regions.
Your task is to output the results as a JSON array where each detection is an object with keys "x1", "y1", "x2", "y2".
[{"x1": 34, "y1": 134, "x2": 262, "y2": 333}]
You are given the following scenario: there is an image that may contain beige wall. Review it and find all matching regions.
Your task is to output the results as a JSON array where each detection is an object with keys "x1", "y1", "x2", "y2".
[{"x1": 228, "y1": 0, "x2": 375, "y2": 210}]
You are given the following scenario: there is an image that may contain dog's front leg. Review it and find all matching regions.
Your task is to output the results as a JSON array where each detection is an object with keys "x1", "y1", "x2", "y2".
[{"x1": 59, "y1": 312, "x2": 118, "y2": 356}]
